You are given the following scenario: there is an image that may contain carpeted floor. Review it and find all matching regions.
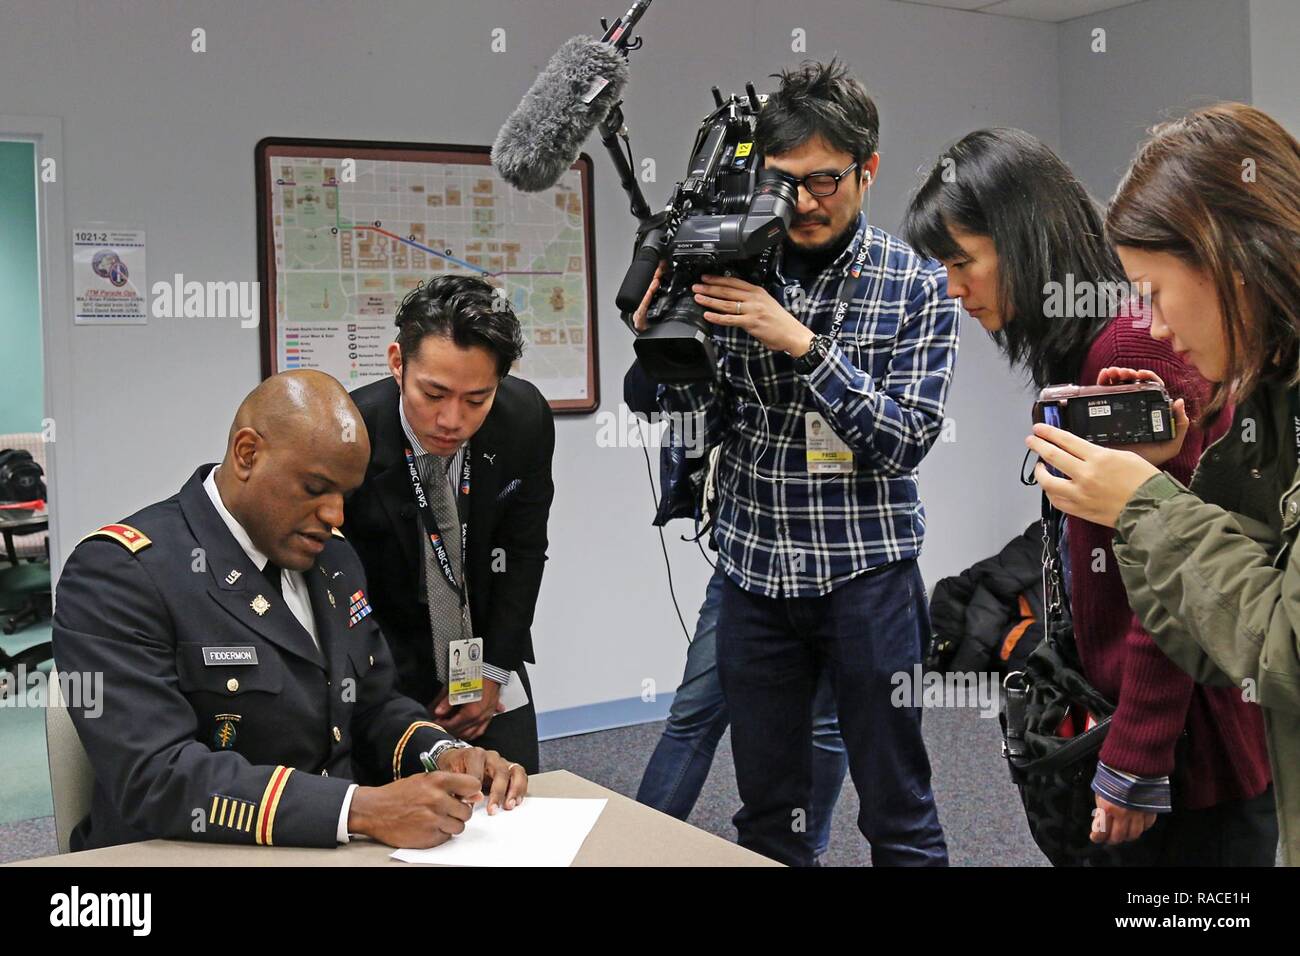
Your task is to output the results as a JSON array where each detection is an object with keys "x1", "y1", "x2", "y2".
[{"x1": 539, "y1": 704, "x2": 1046, "y2": 867}]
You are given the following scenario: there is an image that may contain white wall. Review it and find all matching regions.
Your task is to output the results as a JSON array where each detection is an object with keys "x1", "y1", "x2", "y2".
[
  {"x1": 1057, "y1": 0, "x2": 1253, "y2": 202},
  {"x1": 1250, "y1": 0, "x2": 1300, "y2": 135},
  {"x1": 3, "y1": 0, "x2": 1058, "y2": 718}
]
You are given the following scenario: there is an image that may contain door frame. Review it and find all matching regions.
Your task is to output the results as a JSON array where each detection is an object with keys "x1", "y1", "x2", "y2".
[{"x1": 1, "y1": 115, "x2": 71, "y2": 573}]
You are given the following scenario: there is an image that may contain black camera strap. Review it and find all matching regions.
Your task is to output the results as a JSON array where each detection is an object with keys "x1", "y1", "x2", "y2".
[{"x1": 403, "y1": 445, "x2": 472, "y2": 609}]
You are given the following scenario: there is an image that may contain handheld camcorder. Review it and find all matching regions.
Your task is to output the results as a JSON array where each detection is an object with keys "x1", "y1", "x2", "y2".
[
  {"x1": 616, "y1": 83, "x2": 798, "y2": 383},
  {"x1": 1033, "y1": 382, "x2": 1176, "y2": 445}
]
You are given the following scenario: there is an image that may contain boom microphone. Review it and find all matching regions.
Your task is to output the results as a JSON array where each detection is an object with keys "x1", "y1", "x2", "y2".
[{"x1": 491, "y1": 35, "x2": 630, "y2": 192}]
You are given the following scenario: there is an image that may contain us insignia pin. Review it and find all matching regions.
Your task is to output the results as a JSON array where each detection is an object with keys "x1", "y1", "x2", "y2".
[
  {"x1": 225, "y1": 569, "x2": 242, "y2": 585},
  {"x1": 250, "y1": 594, "x2": 271, "y2": 616}
]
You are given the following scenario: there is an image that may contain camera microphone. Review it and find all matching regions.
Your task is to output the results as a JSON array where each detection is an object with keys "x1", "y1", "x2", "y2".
[{"x1": 492, "y1": 36, "x2": 630, "y2": 193}]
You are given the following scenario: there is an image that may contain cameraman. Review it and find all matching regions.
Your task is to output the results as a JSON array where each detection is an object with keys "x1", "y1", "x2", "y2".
[
  {"x1": 633, "y1": 60, "x2": 958, "y2": 866},
  {"x1": 623, "y1": 361, "x2": 848, "y2": 862}
]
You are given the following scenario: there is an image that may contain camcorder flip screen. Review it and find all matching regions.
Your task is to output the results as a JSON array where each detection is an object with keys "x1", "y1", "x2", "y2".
[{"x1": 1032, "y1": 382, "x2": 1176, "y2": 445}]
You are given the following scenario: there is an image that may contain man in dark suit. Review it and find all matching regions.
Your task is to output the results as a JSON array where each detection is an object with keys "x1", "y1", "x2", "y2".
[
  {"x1": 52, "y1": 370, "x2": 526, "y2": 851},
  {"x1": 345, "y1": 275, "x2": 555, "y2": 774}
]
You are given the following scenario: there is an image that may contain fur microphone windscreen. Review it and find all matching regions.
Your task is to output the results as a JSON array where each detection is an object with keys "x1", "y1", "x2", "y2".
[{"x1": 492, "y1": 35, "x2": 629, "y2": 192}]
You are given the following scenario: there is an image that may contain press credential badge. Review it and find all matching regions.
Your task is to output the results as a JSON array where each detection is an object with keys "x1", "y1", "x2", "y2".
[
  {"x1": 448, "y1": 637, "x2": 484, "y2": 705},
  {"x1": 805, "y1": 412, "x2": 854, "y2": 473}
]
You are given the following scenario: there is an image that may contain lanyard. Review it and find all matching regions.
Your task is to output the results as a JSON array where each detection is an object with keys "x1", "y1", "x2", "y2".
[
  {"x1": 403, "y1": 445, "x2": 471, "y2": 607},
  {"x1": 824, "y1": 230, "x2": 879, "y2": 344}
]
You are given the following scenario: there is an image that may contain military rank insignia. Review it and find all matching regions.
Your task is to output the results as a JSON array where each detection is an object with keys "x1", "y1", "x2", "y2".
[
  {"x1": 348, "y1": 589, "x2": 372, "y2": 627},
  {"x1": 80, "y1": 523, "x2": 152, "y2": 553},
  {"x1": 213, "y1": 714, "x2": 241, "y2": 750}
]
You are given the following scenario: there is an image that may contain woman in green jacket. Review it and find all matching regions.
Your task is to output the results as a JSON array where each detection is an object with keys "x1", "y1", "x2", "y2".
[{"x1": 1026, "y1": 102, "x2": 1300, "y2": 864}]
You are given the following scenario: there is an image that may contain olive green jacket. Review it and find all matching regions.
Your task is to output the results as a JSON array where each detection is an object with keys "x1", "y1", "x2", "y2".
[{"x1": 1113, "y1": 377, "x2": 1299, "y2": 864}]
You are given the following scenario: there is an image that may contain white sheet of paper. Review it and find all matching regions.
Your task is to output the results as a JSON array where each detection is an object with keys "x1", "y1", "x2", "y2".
[{"x1": 390, "y1": 797, "x2": 607, "y2": 867}]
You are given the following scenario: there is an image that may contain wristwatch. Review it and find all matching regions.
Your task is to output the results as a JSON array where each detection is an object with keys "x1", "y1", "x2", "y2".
[
  {"x1": 792, "y1": 334, "x2": 833, "y2": 375},
  {"x1": 420, "y1": 738, "x2": 471, "y2": 773}
]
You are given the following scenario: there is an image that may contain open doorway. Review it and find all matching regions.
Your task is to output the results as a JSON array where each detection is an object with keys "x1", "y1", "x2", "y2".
[{"x1": 0, "y1": 136, "x2": 55, "y2": 834}]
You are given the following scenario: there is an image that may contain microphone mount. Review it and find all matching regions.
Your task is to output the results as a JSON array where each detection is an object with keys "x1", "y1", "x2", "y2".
[{"x1": 597, "y1": 0, "x2": 655, "y2": 221}]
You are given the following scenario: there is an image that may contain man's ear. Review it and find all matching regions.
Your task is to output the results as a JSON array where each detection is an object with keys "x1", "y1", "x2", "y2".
[
  {"x1": 862, "y1": 152, "x2": 881, "y2": 186},
  {"x1": 387, "y1": 341, "x2": 403, "y2": 384},
  {"x1": 228, "y1": 427, "x2": 260, "y2": 480}
]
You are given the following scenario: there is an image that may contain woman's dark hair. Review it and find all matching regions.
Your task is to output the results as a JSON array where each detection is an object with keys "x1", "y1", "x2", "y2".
[
  {"x1": 1107, "y1": 103, "x2": 1300, "y2": 415},
  {"x1": 755, "y1": 58, "x2": 879, "y2": 167},
  {"x1": 394, "y1": 274, "x2": 525, "y2": 377},
  {"x1": 903, "y1": 128, "x2": 1123, "y2": 387}
]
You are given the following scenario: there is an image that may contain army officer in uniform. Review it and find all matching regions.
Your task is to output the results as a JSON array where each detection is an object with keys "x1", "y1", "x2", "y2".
[{"x1": 52, "y1": 370, "x2": 527, "y2": 851}]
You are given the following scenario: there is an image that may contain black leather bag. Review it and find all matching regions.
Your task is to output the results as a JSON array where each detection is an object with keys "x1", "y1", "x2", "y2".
[{"x1": 999, "y1": 498, "x2": 1118, "y2": 866}]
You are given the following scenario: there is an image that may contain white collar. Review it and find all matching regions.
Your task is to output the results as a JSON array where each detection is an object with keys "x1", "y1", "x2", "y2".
[
  {"x1": 397, "y1": 390, "x2": 429, "y2": 455},
  {"x1": 203, "y1": 465, "x2": 272, "y2": 572}
]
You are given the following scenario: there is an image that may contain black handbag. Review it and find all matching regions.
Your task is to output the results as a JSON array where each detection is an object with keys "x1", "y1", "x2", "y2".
[{"x1": 999, "y1": 496, "x2": 1119, "y2": 866}]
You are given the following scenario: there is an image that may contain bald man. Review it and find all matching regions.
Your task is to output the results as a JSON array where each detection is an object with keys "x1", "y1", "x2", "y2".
[{"x1": 52, "y1": 371, "x2": 526, "y2": 852}]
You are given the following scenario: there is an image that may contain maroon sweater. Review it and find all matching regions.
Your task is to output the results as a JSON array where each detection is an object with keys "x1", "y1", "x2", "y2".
[{"x1": 1068, "y1": 317, "x2": 1271, "y2": 810}]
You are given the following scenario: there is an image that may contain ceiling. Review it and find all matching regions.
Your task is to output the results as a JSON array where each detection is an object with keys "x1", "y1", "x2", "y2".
[{"x1": 895, "y1": 0, "x2": 1145, "y2": 22}]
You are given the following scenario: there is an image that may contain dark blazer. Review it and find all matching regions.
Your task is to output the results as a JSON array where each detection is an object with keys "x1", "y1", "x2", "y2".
[
  {"x1": 345, "y1": 375, "x2": 555, "y2": 704},
  {"x1": 51, "y1": 466, "x2": 454, "y2": 851}
]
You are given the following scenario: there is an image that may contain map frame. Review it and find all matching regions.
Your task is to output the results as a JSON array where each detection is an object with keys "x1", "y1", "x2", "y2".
[{"x1": 254, "y1": 136, "x2": 600, "y2": 413}]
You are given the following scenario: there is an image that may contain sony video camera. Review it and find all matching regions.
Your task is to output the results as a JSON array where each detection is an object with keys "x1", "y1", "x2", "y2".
[
  {"x1": 1033, "y1": 382, "x2": 1176, "y2": 445},
  {"x1": 616, "y1": 83, "x2": 798, "y2": 383}
]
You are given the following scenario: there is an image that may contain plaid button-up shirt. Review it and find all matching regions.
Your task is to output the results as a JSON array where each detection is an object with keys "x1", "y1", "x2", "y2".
[{"x1": 663, "y1": 215, "x2": 960, "y2": 598}]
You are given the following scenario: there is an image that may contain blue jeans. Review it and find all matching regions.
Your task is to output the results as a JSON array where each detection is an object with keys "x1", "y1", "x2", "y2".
[
  {"x1": 716, "y1": 559, "x2": 949, "y2": 867},
  {"x1": 636, "y1": 566, "x2": 848, "y2": 858}
]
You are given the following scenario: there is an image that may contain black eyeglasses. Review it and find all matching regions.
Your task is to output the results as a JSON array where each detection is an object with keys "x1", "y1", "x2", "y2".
[{"x1": 781, "y1": 161, "x2": 859, "y2": 198}]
